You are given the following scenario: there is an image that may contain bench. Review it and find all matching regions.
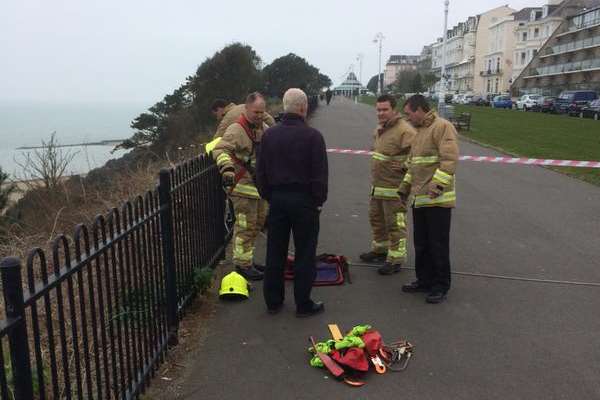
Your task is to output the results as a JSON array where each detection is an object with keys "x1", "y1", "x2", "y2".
[{"x1": 450, "y1": 112, "x2": 471, "y2": 131}]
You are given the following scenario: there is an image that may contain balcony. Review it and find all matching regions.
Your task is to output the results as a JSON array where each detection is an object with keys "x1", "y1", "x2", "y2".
[
  {"x1": 480, "y1": 68, "x2": 502, "y2": 77},
  {"x1": 524, "y1": 58, "x2": 600, "y2": 78},
  {"x1": 540, "y1": 34, "x2": 600, "y2": 58}
]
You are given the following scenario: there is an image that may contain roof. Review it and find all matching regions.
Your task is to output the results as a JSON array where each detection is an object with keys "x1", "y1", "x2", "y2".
[
  {"x1": 386, "y1": 55, "x2": 420, "y2": 65},
  {"x1": 512, "y1": 7, "x2": 539, "y2": 21}
]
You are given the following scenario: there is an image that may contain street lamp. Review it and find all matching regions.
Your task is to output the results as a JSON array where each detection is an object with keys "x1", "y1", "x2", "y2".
[
  {"x1": 438, "y1": 0, "x2": 450, "y2": 117},
  {"x1": 356, "y1": 53, "x2": 364, "y2": 102},
  {"x1": 373, "y1": 32, "x2": 385, "y2": 95}
]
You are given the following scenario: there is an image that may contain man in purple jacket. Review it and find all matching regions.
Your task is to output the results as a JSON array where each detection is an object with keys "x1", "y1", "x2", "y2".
[{"x1": 256, "y1": 88, "x2": 329, "y2": 318}]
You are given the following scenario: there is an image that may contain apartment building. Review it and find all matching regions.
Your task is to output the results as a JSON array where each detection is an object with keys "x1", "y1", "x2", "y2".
[
  {"x1": 383, "y1": 55, "x2": 421, "y2": 88},
  {"x1": 481, "y1": 15, "x2": 518, "y2": 95},
  {"x1": 512, "y1": 1, "x2": 565, "y2": 82},
  {"x1": 512, "y1": 0, "x2": 600, "y2": 95},
  {"x1": 430, "y1": 5, "x2": 515, "y2": 95}
]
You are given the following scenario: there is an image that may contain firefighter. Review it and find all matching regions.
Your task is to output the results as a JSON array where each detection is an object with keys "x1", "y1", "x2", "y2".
[
  {"x1": 212, "y1": 92, "x2": 269, "y2": 281},
  {"x1": 359, "y1": 94, "x2": 416, "y2": 275},
  {"x1": 211, "y1": 99, "x2": 276, "y2": 139},
  {"x1": 399, "y1": 94, "x2": 459, "y2": 304}
]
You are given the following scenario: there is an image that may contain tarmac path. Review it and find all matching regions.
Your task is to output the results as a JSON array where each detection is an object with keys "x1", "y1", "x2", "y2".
[{"x1": 154, "y1": 97, "x2": 600, "y2": 400}]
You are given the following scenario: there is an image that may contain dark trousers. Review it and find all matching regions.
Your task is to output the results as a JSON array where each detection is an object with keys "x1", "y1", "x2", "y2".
[
  {"x1": 413, "y1": 207, "x2": 452, "y2": 293},
  {"x1": 263, "y1": 190, "x2": 320, "y2": 311}
]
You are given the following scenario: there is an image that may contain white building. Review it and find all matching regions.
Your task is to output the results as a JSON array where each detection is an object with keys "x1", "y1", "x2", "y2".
[
  {"x1": 512, "y1": 1, "x2": 565, "y2": 82},
  {"x1": 481, "y1": 15, "x2": 518, "y2": 95},
  {"x1": 430, "y1": 6, "x2": 516, "y2": 95}
]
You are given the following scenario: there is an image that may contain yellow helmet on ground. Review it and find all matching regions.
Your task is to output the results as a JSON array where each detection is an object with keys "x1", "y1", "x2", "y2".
[{"x1": 219, "y1": 271, "x2": 249, "y2": 299}]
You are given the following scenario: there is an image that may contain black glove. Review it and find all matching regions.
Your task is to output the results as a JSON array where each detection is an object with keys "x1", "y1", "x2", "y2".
[{"x1": 222, "y1": 171, "x2": 235, "y2": 188}]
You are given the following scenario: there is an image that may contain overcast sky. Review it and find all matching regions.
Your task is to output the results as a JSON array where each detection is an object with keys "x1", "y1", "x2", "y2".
[{"x1": 2, "y1": 0, "x2": 549, "y2": 105}]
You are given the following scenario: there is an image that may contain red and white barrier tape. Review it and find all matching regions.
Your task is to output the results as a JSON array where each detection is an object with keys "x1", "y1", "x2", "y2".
[{"x1": 326, "y1": 148, "x2": 600, "y2": 169}]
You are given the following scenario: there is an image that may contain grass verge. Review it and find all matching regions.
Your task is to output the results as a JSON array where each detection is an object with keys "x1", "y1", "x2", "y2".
[{"x1": 358, "y1": 97, "x2": 600, "y2": 186}]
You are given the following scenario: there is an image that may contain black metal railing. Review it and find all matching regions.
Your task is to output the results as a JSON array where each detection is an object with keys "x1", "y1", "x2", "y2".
[{"x1": 0, "y1": 153, "x2": 231, "y2": 399}]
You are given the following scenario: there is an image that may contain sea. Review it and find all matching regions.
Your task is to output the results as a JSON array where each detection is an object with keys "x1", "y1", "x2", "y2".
[{"x1": 0, "y1": 101, "x2": 149, "y2": 179}]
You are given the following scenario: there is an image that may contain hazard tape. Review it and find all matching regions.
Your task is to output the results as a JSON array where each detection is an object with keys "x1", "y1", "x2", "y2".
[{"x1": 326, "y1": 148, "x2": 600, "y2": 169}]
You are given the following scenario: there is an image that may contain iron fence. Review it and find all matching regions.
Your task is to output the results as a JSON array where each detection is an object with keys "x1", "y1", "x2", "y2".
[{"x1": 0, "y1": 153, "x2": 231, "y2": 399}]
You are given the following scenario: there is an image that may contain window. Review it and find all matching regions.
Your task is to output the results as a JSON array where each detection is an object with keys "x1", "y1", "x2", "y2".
[
  {"x1": 487, "y1": 80, "x2": 491, "y2": 93},
  {"x1": 534, "y1": 28, "x2": 540, "y2": 38},
  {"x1": 522, "y1": 32, "x2": 528, "y2": 41},
  {"x1": 545, "y1": 26, "x2": 550, "y2": 37},
  {"x1": 495, "y1": 79, "x2": 499, "y2": 93},
  {"x1": 533, "y1": 49, "x2": 538, "y2": 57},
  {"x1": 497, "y1": 57, "x2": 501, "y2": 71},
  {"x1": 521, "y1": 52, "x2": 526, "y2": 64}
]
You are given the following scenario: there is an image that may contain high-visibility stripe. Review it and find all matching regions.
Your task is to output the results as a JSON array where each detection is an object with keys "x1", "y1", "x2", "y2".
[
  {"x1": 403, "y1": 173, "x2": 412, "y2": 184},
  {"x1": 372, "y1": 186, "x2": 400, "y2": 199},
  {"x1": 372, "y1": 152, "x2": 407, "y2": 162},
  {"x1": 396, "y1": 212, "x2": 406, "y2": 229},
  {"x1": 234, "y1": 237, "x2": 254, "y2": 262},
  {"x1": 414, "y1": 191, "x2": 456, "y2": 207},
  {"x1": 205, "y1": 137, "x2": 221, "y2": 154},
  {"x1": 216, "y1": 153, "x2": 231, "y2": 166},
  {"x1": 236, "y1": 213, "x2": 247, "y2": 229},
  {"x1": 432, "y1": 169, "x2": 453, "y2": 186},
  {"x1": 233, "y1": 184, "x2": 260, "y2": 198},
  {"x1": 411, "y1": 156, "x2": 440, "y2": 164},
  {"x1": 388, "y1": 239, "x2": 407, "y2": 259}
]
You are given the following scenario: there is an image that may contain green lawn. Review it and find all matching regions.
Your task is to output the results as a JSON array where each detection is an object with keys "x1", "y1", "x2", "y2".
[
  {"x1": 358, "y1": 96, "x2": 600, "y2": 186},
  {"x1": 453, "y1": 105, "x2": 600, "y2": 186}
]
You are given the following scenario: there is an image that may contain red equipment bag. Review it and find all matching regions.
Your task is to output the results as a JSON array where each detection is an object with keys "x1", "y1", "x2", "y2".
[{"x1": 284, "y1": 254, "x2": 351, "y2": 285}]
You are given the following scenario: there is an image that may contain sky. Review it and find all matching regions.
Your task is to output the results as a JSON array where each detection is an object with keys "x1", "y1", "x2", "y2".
[{"x1": 1, "y1": 0, "x2": 550, "y2": 105}]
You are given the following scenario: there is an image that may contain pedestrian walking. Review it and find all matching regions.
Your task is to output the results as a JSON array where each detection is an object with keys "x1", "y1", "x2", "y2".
[
  {"x1": 256, "y1": 88, "x2": 329, "y2": 317},
  {"x1": 359, "y1": 94, "x2": 416, "y2": 275},
  {"x1": 325, "y1": 88, "x2": 333, "y2": 105},
  {"x1": 399, "y1": 95, "x2": 459, "y2": 304},
  {"x1": 212, "y1": 92, "x2": 270, "y2": 281}
]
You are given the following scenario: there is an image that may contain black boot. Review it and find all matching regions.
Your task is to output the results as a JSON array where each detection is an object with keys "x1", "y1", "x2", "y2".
[
  {"x1": 235, "y1": 265, "x2": 264, "y2": 281},
  {"x1": 359, "y1": 251, "x2": 387, "y2": 264},
  {"x1": 377, "y1": 262, "x2": 402, "y2": 275}
]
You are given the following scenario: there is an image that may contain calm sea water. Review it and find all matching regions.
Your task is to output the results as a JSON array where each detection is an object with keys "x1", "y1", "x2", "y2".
[{"x1": 0, "y1": 101, "x2": 148, "y2": 178}]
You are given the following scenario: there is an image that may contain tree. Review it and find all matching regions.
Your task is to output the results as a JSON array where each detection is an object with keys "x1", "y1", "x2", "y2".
[
  {"x1": 367, "y1": 74, "x2": 383, "y2": 94},
  {"x1": 392, "y1": 70, "x2": 426, "y2": 94},
  {"x1": 0, "y1": 167, "x2": 16, "y2": 213},
  {"x1": 262, "y1": 53, "x2": 330, "y2": 97},
  {"x1": 188, "y1": 43, "x2": 264, "y2": 124},
  {"x1": 14, "y1": 132, "x2": 77, "y2": 191}
]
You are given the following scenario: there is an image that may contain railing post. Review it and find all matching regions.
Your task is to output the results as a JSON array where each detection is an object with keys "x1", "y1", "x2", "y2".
[
  {"x1": 0, "y1": 257, "x2": 34, "y2": 400},
  {"x1": 158, "y1": 169, "x2": 179, "y2": 346}
]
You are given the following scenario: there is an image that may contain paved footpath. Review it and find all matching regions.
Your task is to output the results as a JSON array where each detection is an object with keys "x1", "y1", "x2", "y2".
[{"x1": 152, "y1": 97, "x2": 600, "y2": 399}]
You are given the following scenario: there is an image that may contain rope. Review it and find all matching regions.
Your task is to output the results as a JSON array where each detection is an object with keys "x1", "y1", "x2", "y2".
[{"x1": 349, "y1": 262, "x2": 600, "y2": 288}]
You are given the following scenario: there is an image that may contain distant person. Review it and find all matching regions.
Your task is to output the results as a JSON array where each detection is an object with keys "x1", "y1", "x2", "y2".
[
  {"x1": 211, "y1": 99, "x2": 275, "y2": 139},
  {"x1": 256, "y1": 88, "x2": 328, "y2": 317},
  {"x1": 399, "y1": 94, "x2": 459, "y2": 304},
  {"x1": 325, "y1": 89, "x2": 333, "y2": 105},
  {"x1": 360, "y1": 94, "x2": 415, "y2": 275},
  {"x1": 212, "y1": 93, "x2": 270, "y2": 281}
]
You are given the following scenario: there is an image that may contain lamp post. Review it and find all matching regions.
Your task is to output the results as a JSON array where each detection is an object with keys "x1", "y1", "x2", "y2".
[
  {"x1": 356, "y1": 53, "x2": 364, "y2": 102},
  {"x1": 373, "y1": 32, "x2": 385, "y2": 95},
  {"x1": 438, "y1": 0, "x2": 450, "y2": 117}
]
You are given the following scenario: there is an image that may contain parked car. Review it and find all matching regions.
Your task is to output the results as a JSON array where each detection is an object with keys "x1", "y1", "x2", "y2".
[
  {"x1": 492, "y1": 95, "x2": 513, "y2": 109},
  {"x1": 516, "y1": 94, "x2": 542, "y2": 111},
  {"x1": 554, "y1": 90, "x2": 598, "y2": 115},
  {"x1": 535, "y1": 96, "x2": 557, "y2": 113},
  {"x1": 469, "y1": 95, "x2": 490, "y2": 106},
  {"x1": 579, "y1": 99, "x2": 600, "y2": 120},
  {"x1": 462, "y1": 95, "x2": 474, "y2": 105},
  {"x1": 452, "y1": 94, "x2": 465, "y2": 104}
]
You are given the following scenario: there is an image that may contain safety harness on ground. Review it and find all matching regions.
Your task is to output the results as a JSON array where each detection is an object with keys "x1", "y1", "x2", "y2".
[{"x1": 308, "y1": 324, "x2": 414, "y2": 386}]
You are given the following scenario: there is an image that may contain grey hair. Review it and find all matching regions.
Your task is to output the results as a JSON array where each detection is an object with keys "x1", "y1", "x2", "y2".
[
  {"x1": 283, "y1": 88, "x2": 308, "y2": 113},
  {"x1": 245, "y1": 91, "x2": 265, "y2": 105}
]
